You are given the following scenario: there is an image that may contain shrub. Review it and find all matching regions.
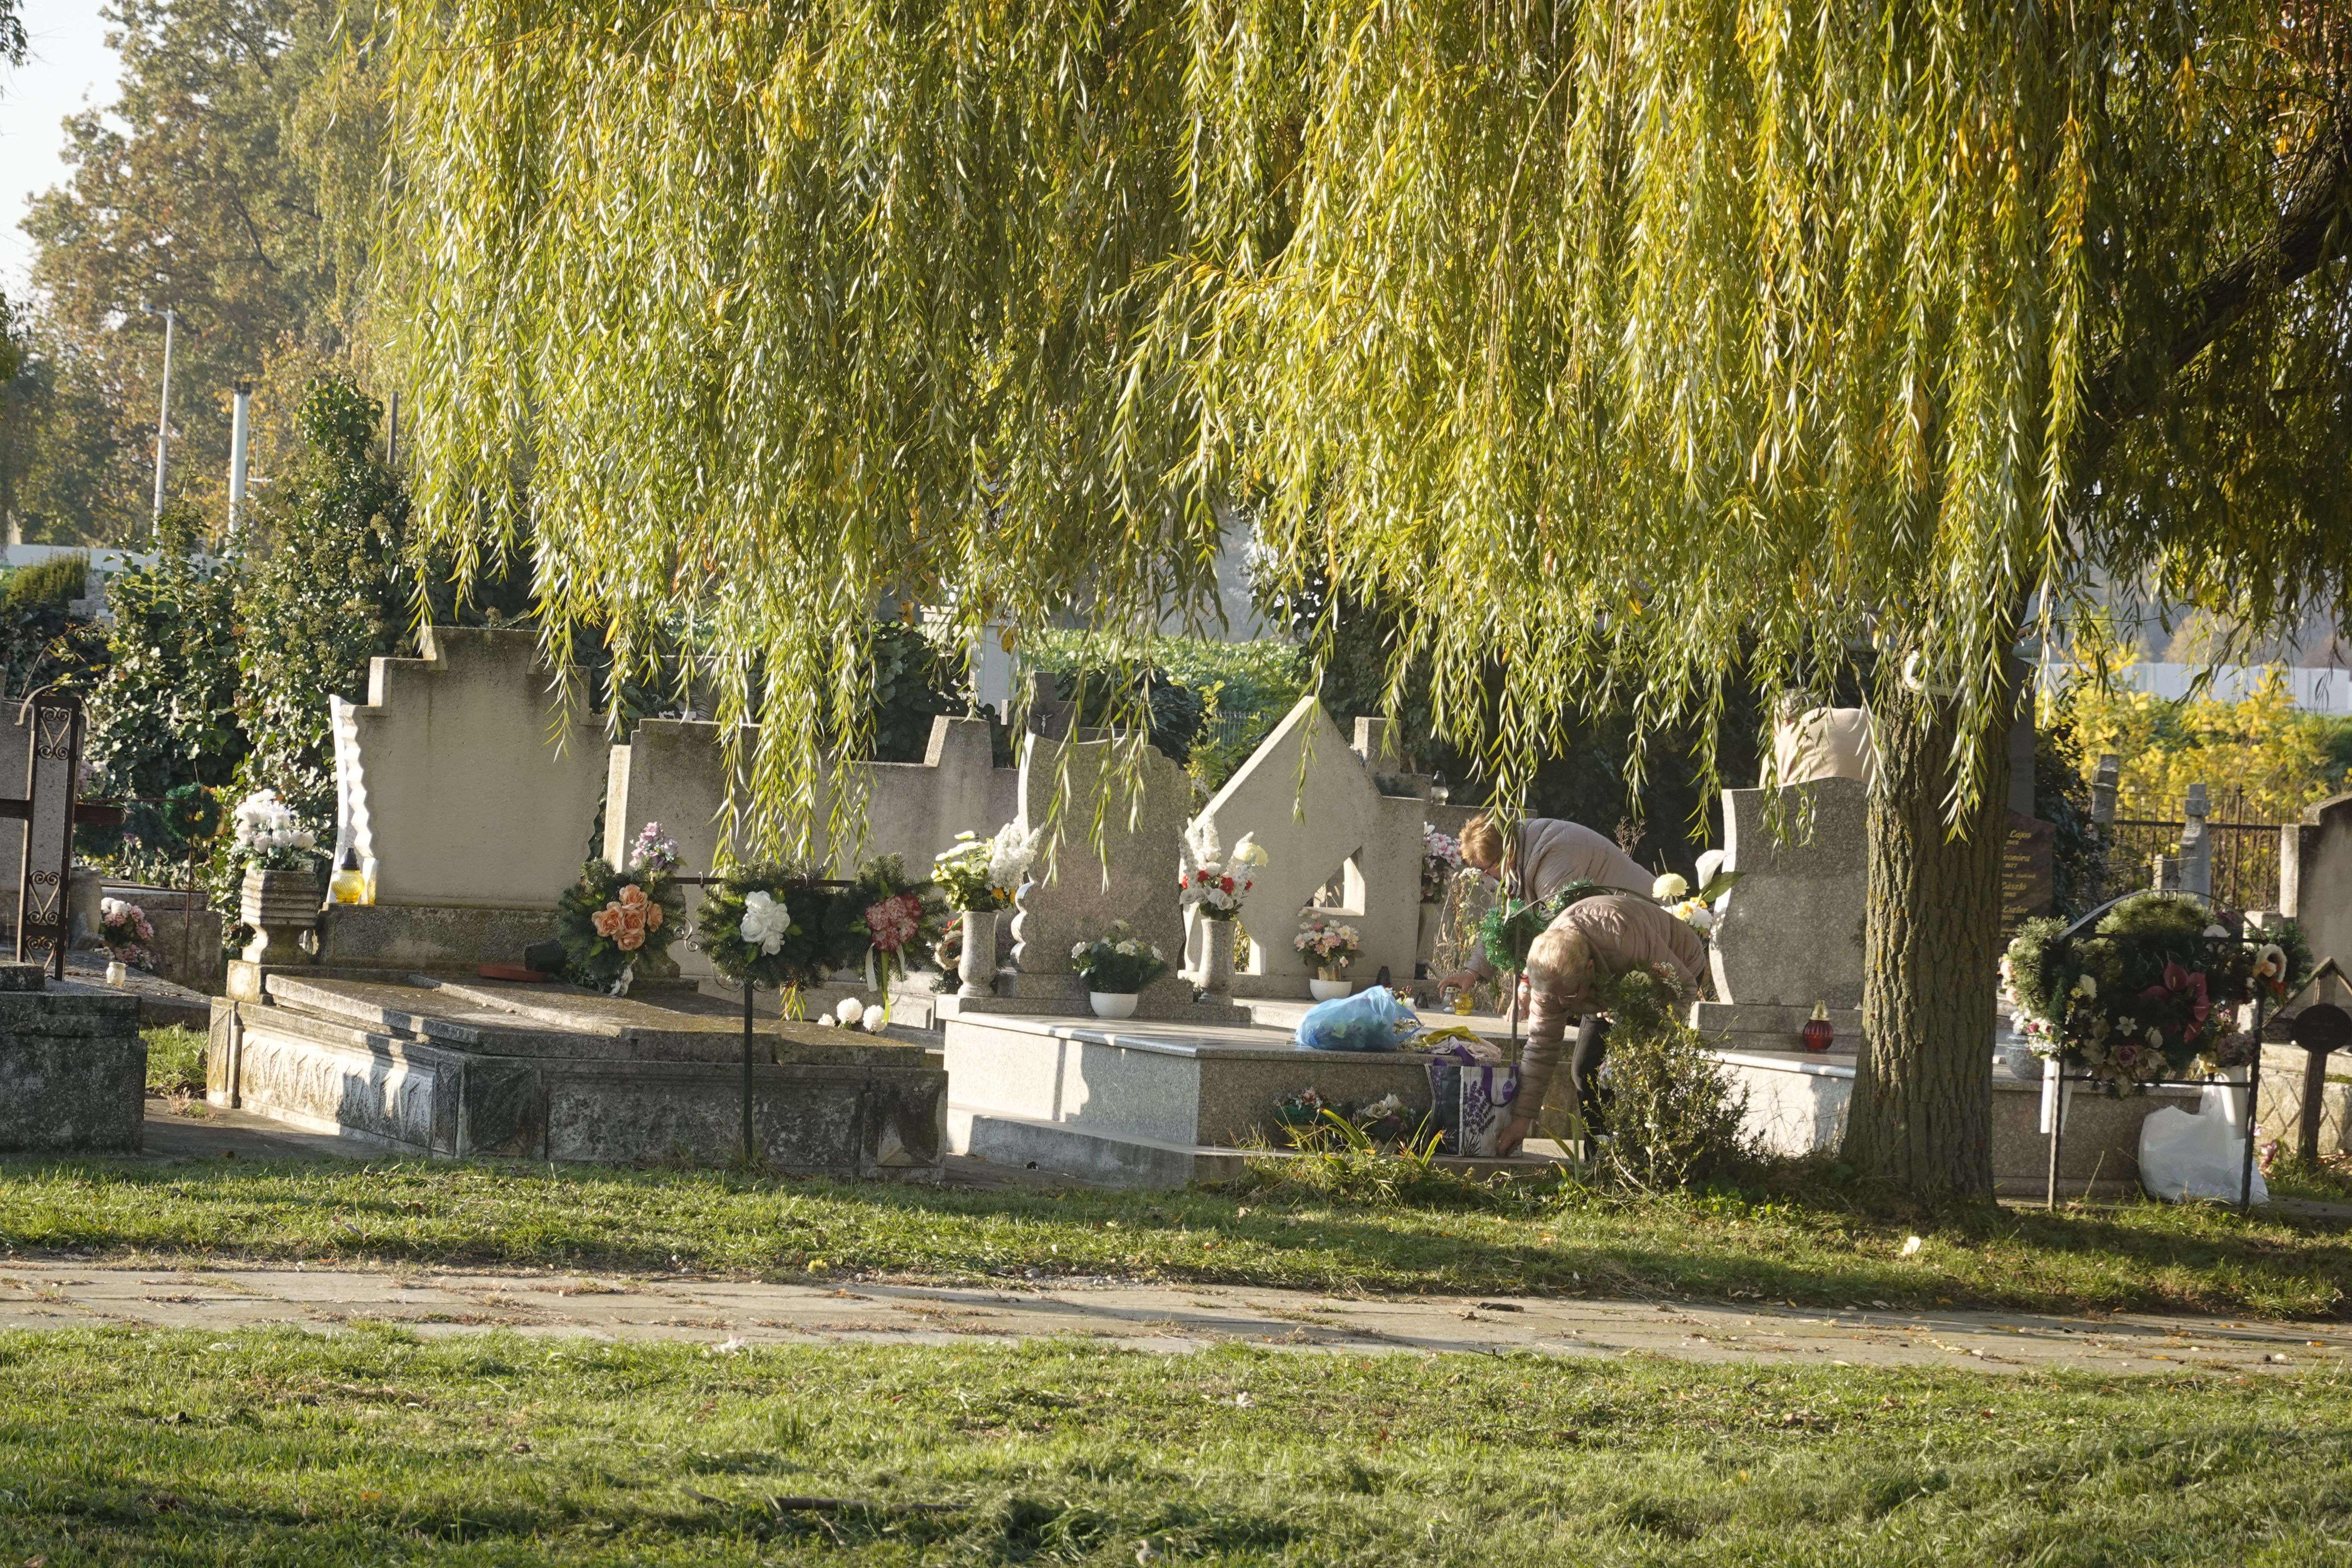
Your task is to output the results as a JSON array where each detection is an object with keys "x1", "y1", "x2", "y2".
[
  {"x1": 3, "y1": 551, "x2": 86, "y2": 616},
  {"x1": 1589, "y1": 965, "x2": 1755, "y2": 1191}
]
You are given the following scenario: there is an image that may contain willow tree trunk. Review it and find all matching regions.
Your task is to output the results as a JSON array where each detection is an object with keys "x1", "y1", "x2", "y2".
[{"x1": 1843, "y1": 689, "x2": 2012, "y2": 1203}]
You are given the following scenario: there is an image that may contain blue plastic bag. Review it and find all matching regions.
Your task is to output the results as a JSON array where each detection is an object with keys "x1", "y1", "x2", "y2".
[{"x1": 1295, "y1": 988, "x2": 1421, "y2": 1052}]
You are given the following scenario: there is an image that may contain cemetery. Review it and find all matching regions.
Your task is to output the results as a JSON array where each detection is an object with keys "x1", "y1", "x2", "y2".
[
  {"x1": 0, "y1": 613, "x2": 2317, "y2": 1217},
  {"x1": 5, "y1": 3, "x2": 2352, "y2": 1562}
]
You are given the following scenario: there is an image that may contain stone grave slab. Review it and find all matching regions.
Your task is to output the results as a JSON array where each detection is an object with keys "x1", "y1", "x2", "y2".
[
  {"x1": 210, "y1": 972, "x2": 945, "y2": 1176},
  {"x1": 0, "y1": 967, "x2": 144, "y2": 1152},
  {"x1": 943, "y1": 1011, "x2": 1432, "y2": 1187}
]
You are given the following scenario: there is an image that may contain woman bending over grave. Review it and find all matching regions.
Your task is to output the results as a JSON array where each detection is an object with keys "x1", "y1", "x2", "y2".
[
  {"x1": 1498, "y1": 891, "x2": 1707, "y2": 1158},
  {"x1": 1434, "y1": 814, "x2": 1654, "y2": 996}
]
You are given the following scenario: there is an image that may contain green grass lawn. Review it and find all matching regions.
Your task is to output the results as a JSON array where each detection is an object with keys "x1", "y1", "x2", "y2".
[
  {"x1": 3, "y1": 1149, "x2": 2348, "y2": 1320},
  {"x1": 141, "y1": 1025, "x2": 207, "y2": 1099},
  {"x1": 0, "y1": 1329, "x2": 2345, "y2": 1565}
]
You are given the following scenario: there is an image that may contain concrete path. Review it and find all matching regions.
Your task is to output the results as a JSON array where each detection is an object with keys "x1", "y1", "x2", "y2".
[{"x1": 0, "y1": 1262, "x2": 2340, "y2": 1375}]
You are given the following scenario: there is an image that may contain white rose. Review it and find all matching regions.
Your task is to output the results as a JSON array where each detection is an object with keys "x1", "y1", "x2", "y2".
[
  {"x1": 861, "y1": 1004, "x2": 887, "y2": 1033},
  {"x1": 816, "y1": 1014, "x2": 837, "y2": 1028},
  {"x1": 738, "y1": 890, "x2": 793, "y2": 956},
  {"x1": 835, "y1": 996, "x2": 864, "y2": 1025}
]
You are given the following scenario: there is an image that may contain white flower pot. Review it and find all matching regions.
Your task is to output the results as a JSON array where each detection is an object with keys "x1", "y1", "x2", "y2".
[
  {"x1": 1089, "y1": 991, "x2": 1139, "y2": 1020},
  {"x1": 1309, "y1": 977, "x2": 1352, "y2": 1001}
]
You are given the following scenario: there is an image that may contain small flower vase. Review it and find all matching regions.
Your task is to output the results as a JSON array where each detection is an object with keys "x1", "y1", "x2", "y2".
[
  {"x1": 1309, "y1": 968, "x2": 1351, "y2": 1001},
  {"x1": 958, "y1": 908, "x2": 999, "y2": 999},
  {"x1": 1199, "y1": 916, "x2": 1235, "y2": 1000},
  {"x1": 239, "y1": 866, "x2": 319, "y2": 967},
  {"x1": 1089, "y1": 991, "x2": 1139, "y2": 1020},
  {"x1": 104, "y1": 959, "x2": 126, "y2": 986}
]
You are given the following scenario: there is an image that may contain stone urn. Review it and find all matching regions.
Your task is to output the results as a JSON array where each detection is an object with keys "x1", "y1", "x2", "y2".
[
  {"x1": 958, "y1": 908, "x2": 1000, "y2": 999},
  {"x1": 1198, "y1": 916, "x2": 1236, "y2": 1000},
  {"x1": 240, "y1": 866, "x2": 319, "y2": 966}
]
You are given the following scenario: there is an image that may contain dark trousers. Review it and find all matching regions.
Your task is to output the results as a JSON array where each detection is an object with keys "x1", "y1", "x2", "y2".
[{"x1": 1568, "y1": 1014, "x2": 1610, "y2": 1135}]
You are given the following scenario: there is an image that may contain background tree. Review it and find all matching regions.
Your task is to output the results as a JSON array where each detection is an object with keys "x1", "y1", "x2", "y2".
[
  {"x1": 12, "y1": 0, "x2": 376, "y2": 542},
  {"x1": 379, "y1": 2, "x2": 2352, "y2": 1203}
]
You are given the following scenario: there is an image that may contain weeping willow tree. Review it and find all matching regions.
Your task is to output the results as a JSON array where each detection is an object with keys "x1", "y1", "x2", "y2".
[{"x1": 379, "y1": 0, "x2": 2352, "y2": 1201}]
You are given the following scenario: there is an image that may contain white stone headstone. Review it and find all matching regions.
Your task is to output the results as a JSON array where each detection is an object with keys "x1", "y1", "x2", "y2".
[
  {"x1": 1182, "y1": 696, "x2": 1423, "y2": 995},
  {"x1": 336, "y1": 628, "x2": 608, "y2": 910}
]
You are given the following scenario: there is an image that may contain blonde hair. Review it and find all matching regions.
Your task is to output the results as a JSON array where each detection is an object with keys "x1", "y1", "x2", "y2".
[
  {"x1": 1461, "y1": 814, "x2": 1512, "y2": 877},
  {"x1": 1525, "y1": 922, "x2": 1597, "y2": 1003}
]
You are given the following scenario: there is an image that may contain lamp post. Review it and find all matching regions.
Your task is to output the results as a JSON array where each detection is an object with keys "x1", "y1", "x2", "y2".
[
  {"x1": 147, "y1": 306, "x2": 176, "y2": 529},
  {"x1": 227, "y1": 379, "x2": 252, "y2": 535}
]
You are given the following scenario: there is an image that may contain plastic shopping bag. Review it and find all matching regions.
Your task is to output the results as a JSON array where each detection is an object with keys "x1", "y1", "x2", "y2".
[
  {"x1": 1295, "y1": 988, "x2": 1421, "y2": 1052},
  {"x1": 2140, "y1": 1081, "x2": 2268, "y2": 1205}
]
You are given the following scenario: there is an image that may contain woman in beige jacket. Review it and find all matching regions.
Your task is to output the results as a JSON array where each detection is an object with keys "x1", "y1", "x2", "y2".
[
  {"x1": 1434, "y1": 814, "x2": 1654, "y2": 995},
  {"x1": 1499, "y1": 891, "x2": 1707, "y2": 1157}
]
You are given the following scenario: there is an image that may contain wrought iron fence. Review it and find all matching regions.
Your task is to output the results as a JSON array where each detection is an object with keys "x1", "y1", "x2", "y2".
[{"x1": 2095, "y1": 790, "x2": 2282, "y2": 913}]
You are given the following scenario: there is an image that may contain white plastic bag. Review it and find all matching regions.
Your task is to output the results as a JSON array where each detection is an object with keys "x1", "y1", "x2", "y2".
[{"x1": 2139, "y1": 1081, "x2": 2267, "y2": 1205}]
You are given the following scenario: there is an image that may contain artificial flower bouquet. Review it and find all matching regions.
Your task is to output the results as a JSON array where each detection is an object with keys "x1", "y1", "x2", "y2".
[
  {"x1": 1178, "y1": 819, "x2": 1267, "y2": 917},
  {"x1": 1071, "y1": 921, "x2": 1167, "y2": 995},
  {"x1": 840, "y1": 854, "x2": 950, "y2": 986},
  {"x1": 931, "y1": 822, "x2": 1041, "y2": 912},
  {"x1": 2005, "y1": 893, "x2": 2311, "y2": 1093},
  {"x1": 1295, "y1": 910, "x2": 1362, "y2": 978},
  {"x1": 554, "y1": 821, "x2": 688, "y2": 994},
  {"x1": 228, "y1": 789, "x2": 320, "y2": 873},
  {"x1": 1421, "y1": 824, "x2": 1465, "y2": 904},
  {"x1": 98, "y1": 897, "x2": 154, "y2": 970}
]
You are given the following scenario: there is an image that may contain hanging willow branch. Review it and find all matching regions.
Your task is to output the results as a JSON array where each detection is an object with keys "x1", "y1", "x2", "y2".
[{"x1": 377, "y1": 0, "x2": 2352, "y2": 841}]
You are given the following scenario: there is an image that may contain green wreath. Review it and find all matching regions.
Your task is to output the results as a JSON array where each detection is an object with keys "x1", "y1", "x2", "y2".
[
  {"x1": 693, "y1": 864, "x2": 852, "y2": 991},
  {"x1": 837, "y1": 854, "x2": 951, "y2": 985},
  {"x1": 555, "y1": 859, "x2": 686, "y2": 992},
  {"x1": 1477, "y1": 880, "x2": 1608, "y2": 973}
]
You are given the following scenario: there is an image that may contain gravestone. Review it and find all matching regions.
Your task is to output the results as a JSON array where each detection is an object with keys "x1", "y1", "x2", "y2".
[
  {"x1": 2281, "y1": 793, "x2": 2352, "y2": 974},
  {"x1": 1182, "y1": 697, "x2": 1424, "y2": 996},
  {"x1": 331, "y1": 628, "x2": 607, "y2": 909},
  {"x1": 601, "y1": 713, "x2": 1015, "y2": 879},
  {"x1": 941, "y1": 729, "x2": 1243, "y2": 1022},
  {"x1": 1690, "y1": 778, "x2": 1868, "y2": 1053},
  {"x1": 301, "y1": 629, "x2": 609, "y2": 981},
  {"x1": 2002, "y1": 812, "x2": 2056, "y2": 933}
]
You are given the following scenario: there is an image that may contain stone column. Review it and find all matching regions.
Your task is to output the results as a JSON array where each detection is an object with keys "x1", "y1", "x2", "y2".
[{"x1": 2178, "y1": 782, "x2": 2211, "y2": 900}]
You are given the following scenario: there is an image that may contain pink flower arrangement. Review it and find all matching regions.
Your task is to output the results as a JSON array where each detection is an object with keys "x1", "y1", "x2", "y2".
[
  {"x1": 864, "y1": 892, "x2": 923, "y2": 955},
  {"x1": 590, "y1": 884, "x2": 663, "y2": 952}
]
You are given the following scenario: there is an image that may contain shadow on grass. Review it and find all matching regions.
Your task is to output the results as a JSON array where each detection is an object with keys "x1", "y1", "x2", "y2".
[{"x1": 1, "y1": 1148, "x2": 2347, "y2": 1319}]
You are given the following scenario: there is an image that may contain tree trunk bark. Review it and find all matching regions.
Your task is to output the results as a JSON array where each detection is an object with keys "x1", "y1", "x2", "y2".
[{"x1": 1843, "y1": 687, "x2": 2012, "y2": 1204}]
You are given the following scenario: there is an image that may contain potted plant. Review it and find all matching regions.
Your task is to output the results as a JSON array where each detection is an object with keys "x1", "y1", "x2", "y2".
[
  {"x1": 1178, "y1": 819, "x2": 1266, "y2": 997},
  {"x1": 932, "y1": 822, "x2": 1040, "y2": 998},
  {"x1": 1295, "y1": 911, "x2": 1361, "y2": 999},
  {"x1": 230, "y1": 788, "x2": 323, "y2": 965},
  {"x1": 1071, "y1": 921, "x2": 1167, "y2": 1019},
  {"x1": 554, "y1": 821, "x2": 688, "y2": 996}
]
